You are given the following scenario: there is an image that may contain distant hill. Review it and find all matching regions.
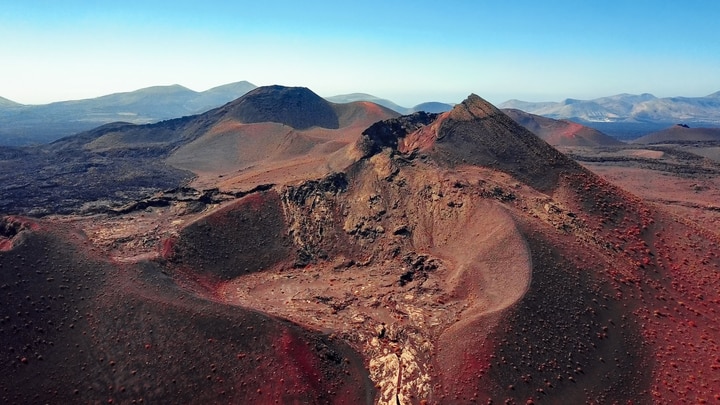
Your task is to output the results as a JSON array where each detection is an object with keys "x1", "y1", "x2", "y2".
[
  {"x1": 0, "y1": 96, "x2": 20, "y2": 107},
  {"x1": 412, "y1": 101, "x2": 453, "y2": 113},
  {"x1": 220, "y1": 85, "x2": 339, "y2": 129},
  {"x1": 325, "y1": 93, "x2": 409, "y2": 114},
  {"x1": 0, "y1": 81, "x2": 257, "y2": 145},
  {"x1": 499, "y1": 92, "x2": 720, "y2": 123},
  {"x1": 502, "y1": 108, "x2": 623, "y2": 147},
  {"x1": 326, "y1": 93, "x2": 453, "y2": 114},
  {"x1": 632, "y1": 124, "x2": 720, "y2": 144}
]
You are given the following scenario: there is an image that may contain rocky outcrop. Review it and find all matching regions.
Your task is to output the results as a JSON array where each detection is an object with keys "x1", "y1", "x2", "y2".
[
  {"x1": 357, "y1": 111, "x2": 439, "y2": 157},
  {"x1": 281, "y1": 173, "x2": 349, "y2": 266}
]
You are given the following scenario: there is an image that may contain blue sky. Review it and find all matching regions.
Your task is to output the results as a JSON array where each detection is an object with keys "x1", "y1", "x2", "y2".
[{"x1": 2, "y1": 1, "x2": 719, "y2": 106}]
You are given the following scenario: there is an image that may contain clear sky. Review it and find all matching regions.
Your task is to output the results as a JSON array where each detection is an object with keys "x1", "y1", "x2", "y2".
[{"x1": 2, "y1": 0, "x2": 720, "y2": 106}]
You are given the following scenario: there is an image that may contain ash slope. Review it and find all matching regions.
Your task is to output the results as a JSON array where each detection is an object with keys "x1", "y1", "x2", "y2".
[
  {"x1": 2, "y1": 93, "x2": 720, "y2": 404},
  {"x1": 0, "y1": 216, "x2": 374, "y2": 404}
]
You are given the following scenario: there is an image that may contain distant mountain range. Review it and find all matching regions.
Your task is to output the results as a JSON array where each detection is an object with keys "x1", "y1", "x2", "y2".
[
  {"x1": 500, "y1": 92, "x2": 720, "y2": 140},
  {"x1": 0, "y1": 85, "x2": 453, "y2": 146},
  {"x1": 500, "y1": 92, "x2": 720, "y2": 123},
  {"x1": 5, "y1": 83, "x2": 720, "y2": 146},
  {"x1": 0, "y1": 81, "x2": 258, "y2": 145}
]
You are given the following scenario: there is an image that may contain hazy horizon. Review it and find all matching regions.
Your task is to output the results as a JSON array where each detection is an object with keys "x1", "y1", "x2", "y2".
[{"x1": 2, "y1": 1, "x2": 719, "y2": 106}]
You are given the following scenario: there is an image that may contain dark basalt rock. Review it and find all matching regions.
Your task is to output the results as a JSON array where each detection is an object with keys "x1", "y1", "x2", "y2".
[
  {"x1": 358, "y1": 111, "x2": 438, "y2": 157},
  {"x1": 284, "y1": 172, "x2": 349, "y2": 206}
]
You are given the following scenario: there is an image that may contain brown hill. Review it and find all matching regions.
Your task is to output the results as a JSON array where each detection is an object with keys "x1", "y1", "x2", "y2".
[
  {"x1": 2, "y1": 93, "x2": 719, "y2": 404},
  {"x1": 167, "y1": 97, "x2": 399, "y2": 191},
  {"x1": 632, "y1": 123, "x2": 720, "y2": 144},
  {"x1": 503, "y1": 108, "x2": 623, "y2": 147}
]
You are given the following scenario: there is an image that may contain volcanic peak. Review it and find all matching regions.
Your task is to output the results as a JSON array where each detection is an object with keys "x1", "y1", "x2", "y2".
[
  {"x1": 354, "y1": 94, "x2": 587, "y2": 192},
  {"x1": 432, "y1": 94, "x2": 587, "y2": 191},
  {"x1": 446, "y1": 93, "x2": 503, "y2": 122},
  {"x1": 214, "y1": 85, "x2": 340, "y2": 130}
]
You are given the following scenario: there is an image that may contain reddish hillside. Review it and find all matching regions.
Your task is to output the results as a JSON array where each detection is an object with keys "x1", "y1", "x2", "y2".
[
  {"x1": 162, "y1": 95, "x2": 720, "y2": 403},
  {"x1": 503, "y1": 108, "x2": 624, "y2": 147}
]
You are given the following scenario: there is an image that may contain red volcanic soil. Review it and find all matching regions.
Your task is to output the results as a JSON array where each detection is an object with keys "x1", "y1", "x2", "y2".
[
  {"x1": 503, "y1": 108, "x2": 623, "y2": 147},
  {"x1": 582, "y1": 164, "x2": 720, "y2": 236},
  {"x1": 3, "y1": 93, "x2": 720, "y2": 404}
]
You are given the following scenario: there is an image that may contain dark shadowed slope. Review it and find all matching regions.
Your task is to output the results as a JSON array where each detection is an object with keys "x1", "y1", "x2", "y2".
[{"x1": 503, "y1": 108, "x2": 624, "y2": 147}]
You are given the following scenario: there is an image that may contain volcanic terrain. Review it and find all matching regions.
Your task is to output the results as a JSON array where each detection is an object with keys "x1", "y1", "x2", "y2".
[{"x1": 1, "y1": 86, "x2": 719, "y2": 404}]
